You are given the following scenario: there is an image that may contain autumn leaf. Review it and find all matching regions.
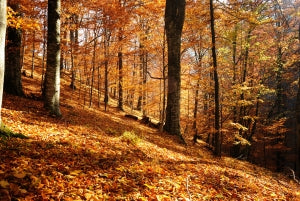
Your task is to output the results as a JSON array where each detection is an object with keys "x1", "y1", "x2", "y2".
[
  {"x1": 0, "y1": 180, "x2": 10, "y2": 188},
  {"x1": 144, "y1": 183, "x2": 156, "y2": 190},
  {"x1": 13, "y1": 171, "x2": 27, "y2": 179}
]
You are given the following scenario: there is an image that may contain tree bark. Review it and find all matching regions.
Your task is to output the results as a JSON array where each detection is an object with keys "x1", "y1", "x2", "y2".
[
  {"x1": 44, "y1": 0, "x2": 61, "y2": 116},
  {"x1": 209, "y1": 0, "x2": 221, "y2": 156},
  {"x1": 0, "y1": 0, "x2": 6, "y2": 123},
  {"x1": 104, "y1": 28, "x2": 110, "y2": 111},
  {"x1": 163, "y1": 0, "x2": 186, "y2": 142},
  {"x1": 4, "y1": 2, "x2": 23, "y2": 96},
  {"x1": 118, "y1": 30, "x2": 123, "y2": 111},
  {"x1": 296, "y1": 23, "x2": 300, "y2": 176},
  {"x1": 31, "y1": 31, "x2": 35, "y2": 78}
]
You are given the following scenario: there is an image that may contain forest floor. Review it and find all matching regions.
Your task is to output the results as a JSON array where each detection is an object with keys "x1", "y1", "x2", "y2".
[{"x1": 0, "y1": 73, "x2": 300, "y2": 200}]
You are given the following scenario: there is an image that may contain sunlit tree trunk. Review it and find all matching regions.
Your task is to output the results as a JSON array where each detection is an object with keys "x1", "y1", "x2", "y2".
[
  {"x1": 0, "y1": 0, "x2": 6, "y2": 123},
  {"x1": 163, "y1": 0, "x2": 185, "y2": 142},
  {"x1": 209, "y1": 0, "x2": 221, "y2": 156},
  {"x1": 4, "y1": 2, "x2": 23, "y2": 96},
  {"x1": 44, "y1": 0, "x2": 61, "y2": 116}
]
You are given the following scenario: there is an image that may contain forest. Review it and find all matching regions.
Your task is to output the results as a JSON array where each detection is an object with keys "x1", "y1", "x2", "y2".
[{"x1": 0, "y1": 0, "x2": 300, "y2": 200}]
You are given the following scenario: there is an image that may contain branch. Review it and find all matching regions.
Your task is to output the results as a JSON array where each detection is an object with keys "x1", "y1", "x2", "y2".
[
  {"x1": 185, "y1": 175, "x2": 192, "y2": 201},
  {"x1": 147, "y1": 71, "x2": 167, "y2": 80},
  {"x1": 287, "y1": 167, "x2": 300, "y2": 184}
]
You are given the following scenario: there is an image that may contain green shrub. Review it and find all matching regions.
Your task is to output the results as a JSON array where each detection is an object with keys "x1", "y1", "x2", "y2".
[{"x1": 120, "y1": 131, "x2": 141, "y2": 145}]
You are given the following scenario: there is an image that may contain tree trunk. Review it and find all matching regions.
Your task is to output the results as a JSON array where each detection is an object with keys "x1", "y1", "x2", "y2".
[
  {"x1": 160, "y1": 29, "x2": 167, "y2": 132},
  {"x1": 44, "y1": 0, "x2": 61, "y2": 117},
  {"x1": 209, "y1": 0, "x2": 221, "y2": 156},
  {"x1": 41, "y1": 17, "x2": 47, "y2": 91},
  {"x1": 69, "y1": 14, "x2": 78, "y2": 90},
  {"x1": 163, "y1": 0, "x2": 186, "y2": 142},
  {"x1": 104, "y1": 28, "x2": 110, "y2": 111},
  {"x1": 31, "y1": 31, "x2": 35, "y2": 78},
  {"x1": 4, "y1": 2, "x2": 23, "y2": 96},
  {"x1": 232, "y1": 24, "x2": 238, "y2": 123},
  {"x1": 296, "y1": 23, "x2": 300, "y2": 176},
  {"x1": 0, "y1": 0, "x2": 6, "y2": 123},
  {"x1": 118, "y1": 30, "x2": 123, "y2": 111},
  {"x1": 89, "y1": 32, "x2": 97, "y2": 108}
]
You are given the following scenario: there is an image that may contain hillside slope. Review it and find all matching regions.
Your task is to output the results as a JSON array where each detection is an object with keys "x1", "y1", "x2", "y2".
[{"x1": 0, "y1": 75, "x2": 299, "y2": 200}]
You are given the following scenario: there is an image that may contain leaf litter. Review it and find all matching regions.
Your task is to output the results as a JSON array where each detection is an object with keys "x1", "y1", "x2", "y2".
[{"x1": 0, "y1": 78, "x2": 299, "y2": 200}]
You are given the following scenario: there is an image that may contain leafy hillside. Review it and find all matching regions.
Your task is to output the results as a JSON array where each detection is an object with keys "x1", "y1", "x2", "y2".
[{"x1": 0, "y1": 76, "x2": 299, "y2": 200}]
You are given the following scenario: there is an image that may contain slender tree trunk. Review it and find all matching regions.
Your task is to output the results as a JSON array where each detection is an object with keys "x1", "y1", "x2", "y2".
[
  {"x1": 20, "y1": 33, "x2": 25, "y2": 71},
  {"x1": 44, "y1": 0, "x2": 61, "y2": 117},
  {"x1": 70, "y1": 14, "x2": 78, "y2": 90},
  {"x1": 4, "y1": 2, "x2": 23, "y2": 96},
  {"x1": 83, "y1": 29, "x2": 88, "y2": 106},
  {"x1": 193, "y1": 79, "x2": 200, "y2": 131},
  {"x1": 31, "y1": 31, "x2": 35, "y2": 78},
  {"x1": 89, "y1": 33, "x2": 97, "y2": 108},
  {"x1": 118, "y1": 31, "x2": 123, "y2": 110},
  {"x1": 41, "y1": 18, "x2": 46, "y2": 91},
  {"x1": 97, "y1": 64, "x2": 101, "y2": 107},
  {"x1": 137, "y1": 41, "x2": 144, "y2": 111},
  {"x1": 163, "y1": 0, "x2": 186, "y2": 142},
  {"x1": 232, "y1": 24, "x2": 238, "y2": 123},
  {"x1": 296, "y1": 23, "x2": 300, "y2": 176},
  {"x1": 160, "y1": 29, "x2": 167, "y2": 131},
  {"x1": 239, "y1": 28, "x2": 252, "y2": 125},
  {"x1": 0, "y1": 0, "x2": 6, "y2": 123},
  {"x1": 209, "y1": 0, "x2": 221, "y2": 156},
  {"x1": 104, "y1": 29, "x2": 110, "y2": 111}
]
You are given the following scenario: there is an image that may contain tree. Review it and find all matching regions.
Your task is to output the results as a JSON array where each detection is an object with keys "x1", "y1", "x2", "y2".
[
  {"x1": 209, "y1": 0, "x2": 221, "y2": 156},
  {"x1": 4, "y1": 1, "x2": 24, "y2": 96},
  {"x1": 0, "y1": 0, "x2": 6, "y2": 123},
  {"x1": 163, "y1": 0, "x2": 186, "y2": 142},
  {"x1": 43, "y1": 0, "x2": 61, "y2": 116},
  {"x1": 296, "y1": 23, "x2": 300, "y2": 176}
]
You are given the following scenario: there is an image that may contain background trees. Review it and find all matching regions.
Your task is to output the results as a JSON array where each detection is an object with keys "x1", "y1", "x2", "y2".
[{"x1": 3, "y1": 0, "x2": 300, "y2": 174}]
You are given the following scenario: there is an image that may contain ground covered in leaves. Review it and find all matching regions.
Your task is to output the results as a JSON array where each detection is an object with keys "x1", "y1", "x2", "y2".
[{"x1": 0, "y1": 77, "x2": 300, "y2": 200}]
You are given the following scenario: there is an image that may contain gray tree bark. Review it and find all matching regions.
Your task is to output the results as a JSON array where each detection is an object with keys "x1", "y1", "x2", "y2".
[
  {"x1": 163, "y1": 0, "x2": 186, "y2": 142},
  {"x1": 44, "y1": 0, "x2": 61, "y2": 116},
  {"x1": 0, "y1": 0, "x2": 6, "y2": 123},
  {"x1": 4, "y1": 2, "x2": 23, "y2": 96}
]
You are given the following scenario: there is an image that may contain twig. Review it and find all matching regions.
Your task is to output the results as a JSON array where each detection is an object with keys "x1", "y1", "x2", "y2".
[
  {"x1": 287, "y1": 167, "x2": 300, "y2": 184},
  {"x1": 186, "y1": 175, "x2": 192, "y2": 201}
]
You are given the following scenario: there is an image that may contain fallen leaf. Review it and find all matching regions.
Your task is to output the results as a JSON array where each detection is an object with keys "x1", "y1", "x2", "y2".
[
  {"x1": 144, "y1": 183, "x2": 156, "y2": 190},
  {"x1": 13, "y1": 171, "x2": 27, "y2": 179},
  {"x1": 0, "y1": 180, "x2": 9, "y2": 188}
]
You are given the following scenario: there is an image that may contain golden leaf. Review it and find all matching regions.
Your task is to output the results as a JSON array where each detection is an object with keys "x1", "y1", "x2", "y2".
[{"x1": 0, "y1": 180, "x2": 9, "y2": 188}]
